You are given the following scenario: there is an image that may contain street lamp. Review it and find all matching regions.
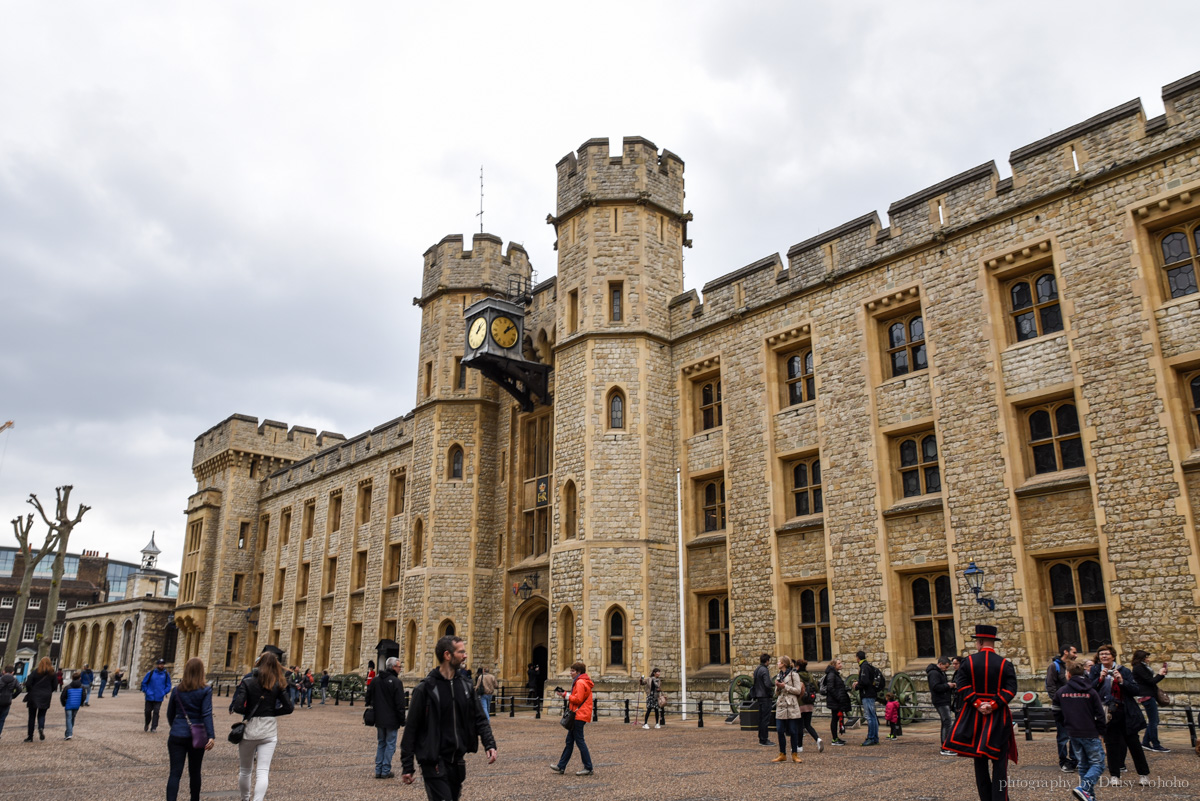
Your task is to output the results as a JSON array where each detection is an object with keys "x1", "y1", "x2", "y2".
[
  {"x1": 963, "y1": 561, "x2": 995, "y2": 612},
  {"x1": 517, "y1": 579, "x2": 534, "y2": 602}
]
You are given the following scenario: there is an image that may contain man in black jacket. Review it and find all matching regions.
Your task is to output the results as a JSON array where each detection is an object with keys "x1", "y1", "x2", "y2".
[
  {"x1": 401, "y1": 635, "x2": 497, "y2": 800},
  {"x1": 751, "y1": 653, "x2": 774, "y2": 746},
  {"x1": 926, "y1": 656, "x2": 955, "y2": 754},
  {"x1": 1046, "y1": 643, "x2": 1079, "y2": 772},
  {"x1": 853, "y1": 650, "x2": 882, "y2": 746},
  {"x1": 367, "y1": 657, "x2": 407, "y2": 779}
]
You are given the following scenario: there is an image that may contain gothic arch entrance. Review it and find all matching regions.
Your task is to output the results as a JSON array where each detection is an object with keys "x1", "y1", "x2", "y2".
[{"x1": 511, "y1": 598, "x2": 548, "y2": 696}]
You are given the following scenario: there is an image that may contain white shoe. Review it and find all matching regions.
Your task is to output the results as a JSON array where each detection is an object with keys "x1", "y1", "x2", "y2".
[
  {"x1": 654, "y1": 723, "x2": 661, "y2": 729},
  {"x1": 797, "y1": 747, "x2": 804, "y2": 753},
  {"x1": 642, "y1": 724, "x2": 650, "y2": 729},
  {"x1": 1139, "y1": 776, "x2": 1151, "y2": 787},
  {"x1": 817, "y1": 738, "x2": 824, "y2": 753}
]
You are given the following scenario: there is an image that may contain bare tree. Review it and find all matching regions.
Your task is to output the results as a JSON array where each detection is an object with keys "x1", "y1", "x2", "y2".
[
  {"x1": 32, "y1": 486, "x2": 91, "y2": 662},
  {"x1": 3, "y1": 513, "x2": 60, "y2": 667}
]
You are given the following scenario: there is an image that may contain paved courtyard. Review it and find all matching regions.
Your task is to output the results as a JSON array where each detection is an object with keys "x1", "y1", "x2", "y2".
[{"x1": 2, "y1": 692, "x2": 1198, "y2": 800}]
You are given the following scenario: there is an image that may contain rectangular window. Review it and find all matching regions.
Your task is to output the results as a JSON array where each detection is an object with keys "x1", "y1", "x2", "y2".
[
  {"x1": 879, "y1": 306, "x2": 927, "y2": 379},
  {"x1": 1155, "y1": 220, "x2": 1200, "y2": 300},
  {"x1": 700, "y1": 595, "x2": 730, "y2": 665},
  {"x1": 279, "y1": 508, "x2": 292, "y2": 546},
  {"x1": 455, "y1": 357, "x2": 467, "y2": 390},
  {"x1": 253, "y1": 572, "x2": 264, "y2": 605},
  {"x1": 609, "y1": 281, "x2": 623, "y2": 322},
  {"x1": 424, "y1": 362, "x2": 433, "y2": 398},
  {"x1": 324, "y1": 557, "x2": 338, "y2": 595},
  {"x1": 0, "y1": 596, "x2": 12, "y2": 609},
  {"x1": 186, "y1": 520, "x2": 203, "y2": 553},
  {"x1": 1186, "y1": 370, "x2": 1200, "y2": 448},
  {"x1": 1023, "y1": 400, "x2": 1086, "y2": 476},
  {"x1": 274, "y1": 568, "x2": 286, "y2": 602},
  {"x1": 297, "y1": 563, "x2": 310, "y2": 598},
  {"x1": 238, "y1": 521, "x2": 249, "y2": 549},
  {"x1": 389, "y1": 472, "x2": 406, "y2": 517},
  {"x1": 231, "y1": 573, "x2": 245, "y2": 604},
  {"x1": 353, "y1": 550, "x2": 368, "y2": 590},
  {"x1": 786, "y1": 455, "x2": 823, "y2": 517},
  {"x1": 28, "y1": 597, "x2": 41, "y2": 610},
  {"x1": 259, "y1": 514, "x2": 270, "y2": 552},
  {"x1": 693, "y1": 375, "x2": 723, "y2": 432},
  {"x1": 22, "y1": 622, "x2": 37, "y2": 642},
  {"x1": 75, "y1": 600, "x2": 88, "y2": 608},
  {"x1": 225, "y1": 632, "x2": 239, "y2": 670},
  {"x1": 53, "y1": 623, "x2": 64, "y2": 643},
  {"x1": 519, "y1": 414, "x2": 553, "y2": 559},
  {"x1": 345, "y1": 622, "x2": 363, "y2": 673},
  {"x1": 780, "y1": 347, "x2": 816, "y2": 406},
  {"x1": 357, "y1": 482, "x2": 372, "y2": 525},
  {"x1": 1044, "y1": 557, "x2": 1111, "y2": 652},
  {"x1": 790, "y1": 584, "x2": 832, "y2": 663},
  {"x1": 696, "y1": 476, "x2": 726, "y2": 533},
  {"x1": 892, "y1": 430, "x2": 941, "y2": 499},
  {"x1": 0, "y1": 550, "x2": 14, "y2": 577},
  {"x1": 908, "y1": 573, "x2": 957, "y2": 659},
  {"x1": 567, "y1": 289, "x2": 579, "y2": 334},
  {"x1": 302, "y1": 501, "x2": 315, "y2": 540},
  {"x1": 0, "y1": 622, "x2": 8, "y2": 640},
  {"x1": 386, "y1": 543, "x2": 402, "y2": 584},
  {"x1": 1005, "y1": 268, "x2": 1064, "y2": 342},
  {"x1": 328, "y1": 493, "x2": 342, "y2": 533},
  {"x1": 57, "y1": 600, "x2": 67, "y2": 611}
]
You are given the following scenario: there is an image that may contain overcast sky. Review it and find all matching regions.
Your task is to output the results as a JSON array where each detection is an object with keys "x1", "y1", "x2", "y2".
[{"x1": 0, "y1": 1, "x2": 1195, "y2": 573}]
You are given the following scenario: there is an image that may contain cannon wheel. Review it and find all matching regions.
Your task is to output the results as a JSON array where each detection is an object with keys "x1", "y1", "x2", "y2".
[
  {"x1": 846, "y1": 688, "x2": 863, "y2": 728},
  {"x1": 889, "y1": 672, "x2": 919, "y2": 725},
  {"x1": 728, "y1": 674, "x2": 754, "y2": 716}
]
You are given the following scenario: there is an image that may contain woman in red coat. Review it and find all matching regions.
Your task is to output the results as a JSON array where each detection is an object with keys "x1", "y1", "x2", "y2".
[
  {"x1": 550, "y1": 661, "x2": 594, "y2": 777},
  {"x1": 944, "y1": 625, "x2": 1018, "y2": 801}
]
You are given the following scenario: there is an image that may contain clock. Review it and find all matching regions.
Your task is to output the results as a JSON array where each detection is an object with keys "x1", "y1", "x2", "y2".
[
  {"x1": 468, "y1": 317, "x2": 487, "y2": 349},
  {"x1": 491, "y1": 316, "x2": 518, "y2": 349}
]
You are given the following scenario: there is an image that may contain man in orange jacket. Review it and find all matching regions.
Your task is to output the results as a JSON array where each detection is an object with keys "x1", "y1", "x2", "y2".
[{"x1": 550, "y1": 661, "x2": 595, "y2": 777}]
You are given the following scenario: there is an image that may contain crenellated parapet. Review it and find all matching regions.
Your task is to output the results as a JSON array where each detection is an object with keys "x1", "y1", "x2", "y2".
[
  {"x1": 553, "y1": 136, "x2": 686, "y2": 223},
  {"x1": 192, "y1": 414, "x2": 334, "y2": 481},
  {"x1": 671, "y1": 70, "x2": 1200, "y2": 338},
  {"x1": 418, "y1": 233, "x2": 531, "y2": 305},
  {"x1": 261, "y1": 412, "x2": 413, "y2": 498}
]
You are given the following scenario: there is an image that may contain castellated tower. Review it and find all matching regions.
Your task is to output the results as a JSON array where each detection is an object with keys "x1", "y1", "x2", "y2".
[
  {"x1": 407, "y1": 234, "x2": 530, "y2": 673},
  {"x1": 549, "y1": 137, "x2": 687, "y2": 682}
]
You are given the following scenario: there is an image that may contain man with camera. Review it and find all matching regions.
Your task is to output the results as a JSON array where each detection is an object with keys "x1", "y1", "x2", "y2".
[{"x1": 1088, "y1": 644, "x2": 1150, "y2": 785}]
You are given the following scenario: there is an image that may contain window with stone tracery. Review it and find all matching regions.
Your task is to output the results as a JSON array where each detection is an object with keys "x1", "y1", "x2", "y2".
[
  {"x1": 1157, "y1": 222, "x2": 1200, "y2": 299},
  {"x1": 1185, "y1": 370, "x2": 1200, "y2": 449},
  {"x1": 893, "y1": 431, "x2": 941, "y2": 499},
  {"x1": 1006, "y1": 270, "x2": 1064, "y2": 342},
  {"x1": 882, "y1": 311, "x2": 927, "y2": 378},
  {"x1": 1024, "y1": 400, "x2": 1085, "y2": 475}
]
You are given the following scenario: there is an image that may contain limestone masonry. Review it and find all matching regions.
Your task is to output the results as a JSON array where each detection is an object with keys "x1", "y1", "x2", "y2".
[{"x1": 174, "y1": 71, "x2": 1200, "y2": 703}]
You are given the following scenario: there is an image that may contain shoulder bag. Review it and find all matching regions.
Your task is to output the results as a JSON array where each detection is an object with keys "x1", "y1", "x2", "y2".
[
  {"x1": 1155, "y1": 685, "x2": 1171, "y2": 707},
  {"x1": 560, "y1": 705, "x2": 575, "y2": 730},
  {"x1": 175, "y1": 689, "x2": 209, "y2": 749}
]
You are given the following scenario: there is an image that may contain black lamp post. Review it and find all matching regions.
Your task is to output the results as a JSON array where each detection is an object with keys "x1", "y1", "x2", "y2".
[
  {"x1": 517, "y1": 579, "x2": 534, "y2": 602},
  {"x1": 963, "y1": 561, "x2": 995, "y2": 612}
]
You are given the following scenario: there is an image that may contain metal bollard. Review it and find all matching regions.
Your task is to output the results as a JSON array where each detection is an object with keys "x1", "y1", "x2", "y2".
[
  {"x1": 592, "y1": 699, "x2": 598, "y2": 722},
  {"x1": 624, "y1": 699, "x2": 630, "y2": 724},
  {"x1": 1022, "y1": 706, "x2": 1032, "y2": 742},
  {"x1": 334, "y1": 687, "x2": 340, "y2": 706},
  {"x1": 536, "y1": 698, "x2": 542, "y2": 719},
  {"x1": 698, "y1": 700, "x2": 704, "y2": 728},
  {"x1": 509, "y1": 695, "x2": 515, "y2": 717},
  {"x1": 1187, "y1": 705, "x2": 1196, "y2": 748}
]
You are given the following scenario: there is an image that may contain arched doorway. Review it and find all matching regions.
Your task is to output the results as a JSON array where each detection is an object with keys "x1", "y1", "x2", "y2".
[{"x1": 512, "y1": 598, "x2": 548, "y2": 699}]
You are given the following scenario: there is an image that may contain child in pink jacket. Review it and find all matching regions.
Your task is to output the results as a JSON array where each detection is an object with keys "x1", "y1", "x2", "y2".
[{"x1": 884, "y1": 692, "x2": 902, "y2": 739}]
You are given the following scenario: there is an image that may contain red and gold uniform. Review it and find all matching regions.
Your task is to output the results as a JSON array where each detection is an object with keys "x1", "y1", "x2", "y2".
[{"x1": 944, "y1": 626, "x2": 1018, "y2": 801}]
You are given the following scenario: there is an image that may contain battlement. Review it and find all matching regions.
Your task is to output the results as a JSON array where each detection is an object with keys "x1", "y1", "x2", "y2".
[
  {"x1": 672, "y1": 70, "x2": 1200, "y2": 336},
  {"x1": 262, "y1": 412, "x2": 414, "y2": 498},
  {"x1": 419, "y1": 233, "x2": 531, "y2": 303},
  {"x1": 192, "y1": 413, "x2": 332, "y2": 471},
  {"x1": 555, "y1": 136, "x2": 685, "y2": 219}
]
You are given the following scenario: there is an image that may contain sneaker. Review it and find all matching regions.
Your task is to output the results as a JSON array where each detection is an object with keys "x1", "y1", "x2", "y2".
[
  {"x1": 144, "y1": 725, "x2": 149, "y2": 733},
  {"x1": 861, "y1": 740, "x2": 877, "y2": 746},
  {"x1": 1148, "y1": 745, "x2": 1170, "y2": 753},
  {"x1": 831, "y1": 739, "x2": 846, "y2": 746},
  {"x1": 654, "y1": 723, "x2": 661, "y2": 729},
  {"x1": 642, "y1": 724, "x2": 650, "y2": 729},
  {"x1": 759, "y1": 740, "x2": 775, "y2": 746},
  {"x1": 380, "y1": 773, "x2": 394, "y2": 779},
  {"x1": 771, "y1": 753, "x2": 788, "y2": 763},
  {"x1": 817, "y1": 738, "x2": 824, "y2": 753},
  {"x1": 1071, "y1": 786, "x2": 1093, "y2": 801},
  {"x1": 797, "y1": 747, "x2": 803, "y2": 753},
  {"x1": 1060, "y1": 764, "x2": 1074, "y2": 772},
  {"x1": 548, "y1": 764, "x2": 564, "y2": 774},
  {"x1": 886, "y1": 734, "x2": 896, "y2": 740},
  {"x1": 1139, "y1": 776, "x2": 1151, "y2": 787},
  {"x1": 575, "y1": 769, "x2": 593, "y2": 776},
  {"x1": 940, "y1": 749, "x2": 956, "y2": 756},
  {"x1": 65, "y1": 735, "x2": 72, "y2": 740}
]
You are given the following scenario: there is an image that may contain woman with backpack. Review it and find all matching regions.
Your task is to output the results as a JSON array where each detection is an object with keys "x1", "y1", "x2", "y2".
[
  {"x1": 231, "y1": 650, "x2": 294, "y2": 801},
  {"x1": 23, "y1": 656, "x2": 56, "y2": 742},
  {"x1": 165, "y1": 657, "x2": 215, "y2": 801},
  {"x1": 823, "y1": 658, "x2": 851, "y2": 746},
  {"x1": 795, "y1": 659, "x2": 823, "y2": 753},
  {"x1": 59, "y1": 672, "x2": 83, "y2": 739}
]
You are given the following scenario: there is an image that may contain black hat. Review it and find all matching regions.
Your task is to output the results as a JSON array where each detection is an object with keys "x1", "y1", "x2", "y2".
[
  {"x1": 260, "y1": 645, "x2": 284, "y2": 660},
  {"x1": 973, "y1": 624, "x2": 1001, "y2": 641},
  {"x1": 156, "y1": 658, "x2": 166, "y2": 664}
]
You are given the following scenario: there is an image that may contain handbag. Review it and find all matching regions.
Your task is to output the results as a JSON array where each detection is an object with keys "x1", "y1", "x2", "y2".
[
  {"x1": 1155, "y1": 685, "x2": 1171, "y2": 707},
  {"x1": 228, "y1": 721, "x2": 245, "y2": 745},
  {"x1": 363, "y1": 706, "x2": 376, "y2": 726},
  {"x1": 174, "y1": 689, "x2": 209, "y2": 749},
  {"x1": 560, "y1": 707, "x2": 576, "y2": 730}
]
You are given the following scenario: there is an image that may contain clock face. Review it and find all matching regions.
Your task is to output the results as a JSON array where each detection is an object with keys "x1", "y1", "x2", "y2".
[
  {"x1": 468, "y1": 317, "x2": 487, "y2": 349},
  {"x1": 491, "y1": 316, "x2": 519, "y2": 349}
]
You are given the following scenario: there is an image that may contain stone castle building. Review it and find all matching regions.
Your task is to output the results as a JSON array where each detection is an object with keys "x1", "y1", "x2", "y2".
[{"x1": 174, "y1": 71, "x2": 1200, "y2": 698}]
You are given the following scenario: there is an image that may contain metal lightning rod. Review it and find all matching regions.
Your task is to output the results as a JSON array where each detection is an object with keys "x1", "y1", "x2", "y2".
[{"x1": 476, "y1": 166, "x2": 484, "y2": 233}]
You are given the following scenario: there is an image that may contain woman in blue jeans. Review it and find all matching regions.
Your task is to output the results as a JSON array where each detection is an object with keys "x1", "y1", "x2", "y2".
[
  {"x1": 1131, "y1": 650, "x2": 1170, "y2": 752},
  {"x1": 164, "y1": 658, "x2": 215, "y2": 801},
  {"x1": 550, "y1": 662, "x2": 595, "y2": 776}
]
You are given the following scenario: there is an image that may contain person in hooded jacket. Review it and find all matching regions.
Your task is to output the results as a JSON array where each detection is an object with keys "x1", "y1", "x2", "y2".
[
  {"x1": 550, "y1": 660, "x2": 594, "y2": 777},
  {"x1": 141, "y1": 658, "x2": 173, "y2": 732},
  {"x1": 23, "y1": 656, "x2": 56, "y2": 741},
  {"x1": 823, "y1": 659, "x2": 851, "y2": 746},
  {"x1": 1088, "y1": 644, "x2": 1150, "y2": 784},
  {"x1": 926, "y1": 656, "x2": 956, "y2": 755},
  {"x1": 231, "y1": 650, "x2": 294, "y2": 801},
  {"x1": 1058, "y1": 661, "x2": 1107, "y2": 801},
  {"x1": 0, "y1": 664, "x2": 19, "y2": 740},
  {"x1": 59, "y1": 673, "x2": 83, "y2": 739},
  {"x1": 400, "y1": 635, "x2": 497, "y2": 800},
  {"x1": 165, "y1": 657, "x2": 215, "y2": 801},
  {"x1": 366, "y1": 656, "x2": 407, "y2": 779}
]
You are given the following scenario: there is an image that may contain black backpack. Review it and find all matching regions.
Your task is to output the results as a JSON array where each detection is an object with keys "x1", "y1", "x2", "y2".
[{"x1": 872, "y1": 665, "x2": 886, "y2": 693}]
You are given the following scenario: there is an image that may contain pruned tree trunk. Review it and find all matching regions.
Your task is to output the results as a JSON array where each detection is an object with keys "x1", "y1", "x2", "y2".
[
  {"x1": 2, "y1": 514, "x2": 59, "y2": 667},
  {"x1": 33, "y1": 486, "x2": 90, "y2": 663}
]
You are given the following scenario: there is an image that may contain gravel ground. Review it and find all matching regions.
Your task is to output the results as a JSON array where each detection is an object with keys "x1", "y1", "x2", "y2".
[{"x1": 1, "y1": 692, "x2": 1197, "y2": 800}]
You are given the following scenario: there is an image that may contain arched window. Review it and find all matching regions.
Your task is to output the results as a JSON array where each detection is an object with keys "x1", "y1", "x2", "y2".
[
  {"x1": 558, "y1": 606, "x2": 576, "y2": 670},
  {"x1": 789, "y1": 456, "x2": 822, "y2": 517},
  {"x1": 1026, "y1": 401, "x2": 1085, "y2": 475},
  {"x1": 702, "y1": 479, "x2": 726, "y2": 532},
  {"x1": 896, "y1": 432, "x2": 940, "y2": 498},
  {"x1": 885, "y1": 313, "x2": 927, "y2": 377},
  {"x1": 608, "y1": 389, "x2": 625, "y2": 430},
  {"x1": 785, "y1": 350, "x2": 816, "y2": 405},
  {"x1": 411, "y1": 519, "x2": 424, "y2": 567},
  {"x1": 1008, "y1": 270, "x2": 1064, "y2": 341},
  {"x1": 606, "y1": 607, "x2": 626, "y2": 669},
  {"x1": 438, "y1": 619, "x2": 456, "y2": 639},
  {"x1": 405, "y1": 620, "x2": 417, "y2": 671},
  {"x1": 562, "y1": 480, "x2": 577, "y2": 540},
  {"x1": 1045, "y1": 557, "x2": 1110, "y2": 652},
  {"x1": 699, "y1": 380, "x2": 723, "y2": 430},
  {"x1": 909, "y1": 574, "x2": 956, "y2": 659},
  {"x1": 448, "y1": 445, "x2": 464, "y2": 480},
  {"x1": 1158, "y1": 224, "x2": 1200, "y2": 299}
]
